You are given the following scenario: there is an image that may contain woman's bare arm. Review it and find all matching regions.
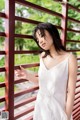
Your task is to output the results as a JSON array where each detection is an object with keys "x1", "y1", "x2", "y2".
[
  {"x1": 15, "y1": 66, "x2": 39, "y2": 85},
  {"x1": 65, "y1": 54, "x2": 77, "y2": 120},
  {"x1": 27, "y1": 71, "x2": 39, "y2": 85},
  {"x1": 15, "y1": 53, "x2": 42, "y2": 85}
]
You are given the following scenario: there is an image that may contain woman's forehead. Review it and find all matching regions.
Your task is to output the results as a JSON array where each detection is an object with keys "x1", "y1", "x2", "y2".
[
  {"x1": 35, "y1": 30, "x2": 40, "y2": 38},
  {"x1": 36, "y1": 29, "x2": 43, "y2": 38},
  {"x1": 36, "y1": 29, "x2": 48, "y2": 36},
  {"x1": 36, "y1": 29, "x2": 41, "y2": 35}
]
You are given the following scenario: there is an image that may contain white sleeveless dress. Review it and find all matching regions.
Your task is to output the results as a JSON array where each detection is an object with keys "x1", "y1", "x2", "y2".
[{"x1": 33, "y1": 52, "x2": 73, "y2": 120}]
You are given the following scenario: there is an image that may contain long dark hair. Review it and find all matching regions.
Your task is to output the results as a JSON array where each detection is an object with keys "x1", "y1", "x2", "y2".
[{"x1": 33, "y1": 22, "x2": 66, "y2": 57}]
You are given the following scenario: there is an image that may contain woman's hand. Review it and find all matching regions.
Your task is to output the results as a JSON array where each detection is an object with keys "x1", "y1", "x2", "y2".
[
  {"x1": 15, "y1": 66, "x2": 39, "y2": 84},
  {"x1": 15, "y1": 66, "x2": 28, "y2": 79}
]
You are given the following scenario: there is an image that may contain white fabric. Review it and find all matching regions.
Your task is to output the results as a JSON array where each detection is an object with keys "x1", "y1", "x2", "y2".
[{"x1": 33, "y1": 52, "x2": 73, "y2": 120}]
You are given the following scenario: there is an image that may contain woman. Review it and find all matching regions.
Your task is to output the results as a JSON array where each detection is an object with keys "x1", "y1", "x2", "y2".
[{"x1": 15, "y1": 23, "x2": 77, "y2": 120}]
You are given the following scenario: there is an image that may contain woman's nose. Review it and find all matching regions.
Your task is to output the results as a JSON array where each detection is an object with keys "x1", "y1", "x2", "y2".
[{"x1": 40, "y1": 37, "x2": 44, "y2": 44}]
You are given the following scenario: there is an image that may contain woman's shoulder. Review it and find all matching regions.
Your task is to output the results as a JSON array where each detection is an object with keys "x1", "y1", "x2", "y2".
[
  {"x1": 64, "y1": 52, "x2": 77, "y2": 70},
  {"x1": 66, "y1": 52, "x2": 77, "y2": 59},
  {"x1": 63, "y1": 51, "x2": 76, "y2": 58},
  {"x1": 61, "y1": 51, "x2": 77, "y2": 63},
  {"x1": 39, "y1": 52, "x2": 45, "y2": 59},
  {"x1": 67, "y1": 52, "x2": 77, "y2": 67}
]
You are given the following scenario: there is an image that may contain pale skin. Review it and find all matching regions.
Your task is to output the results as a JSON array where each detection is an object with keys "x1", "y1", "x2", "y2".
[{"x1": 15, "y1": 30, "x2": 77, "y2": 120}]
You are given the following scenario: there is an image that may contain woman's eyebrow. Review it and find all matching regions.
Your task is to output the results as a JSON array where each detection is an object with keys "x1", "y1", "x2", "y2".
[
  {"x1": 37, "y1": 31, "x2": 41, "y2": 36},
  {"x1": 38, "y1": 33, "x2": 41, "y2": 36}
]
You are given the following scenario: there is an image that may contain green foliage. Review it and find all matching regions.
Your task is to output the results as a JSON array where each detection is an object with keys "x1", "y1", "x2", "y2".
[
  {"x1": 0, "y1": 0, "x2": 4, "y2": 12},
  {"x1": 0, "y1": 88, "x2": 5, "y2": 96},
  {"x1": 24, "y1": 39, "x2": 39, "y2": 50},
  {"x1": 73, "y1": 34, "x2": 80, "y2": 40},
  {"x1": 0, "y1": 19, "x2": 4, "y2": 32},
  {"x1": 68, "y1": 0, "x2": 80, "y2": 8},
  {"x1": 0, "y1": 56, "x2": 4, "y2": 67},
  {"x1": 0, "y1": 57, "x2": 5, "y2": 82},
  {"x1": 26, "y1": 0, "x2": 62, "y2": 13},
  {"x1": 15, "y1": 0, "x2": 62, "y2": 51},
  {"x1": 0, "y1": 75, "x2": 4, "y2": 82},
  {"x1": 15, "y1": 0, "x2": 80, "y2": 51},
  {"x1": 68, "y1": 0, "x2": 80, "y2": 41},
  {"x1": 67, "y1": 32, "x2": 75, "y2": 40},
  {"x1": 0, "y1": 0, "x2": 5, "y2": 50}
]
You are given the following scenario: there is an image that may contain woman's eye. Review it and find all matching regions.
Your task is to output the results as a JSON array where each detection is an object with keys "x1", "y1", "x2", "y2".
[
  {"x1": 41, "y1": 34, "x2": 44, "y2": 37},
  {"x1": 37, "y1": 39, "x2": 39, "y2": 42}
]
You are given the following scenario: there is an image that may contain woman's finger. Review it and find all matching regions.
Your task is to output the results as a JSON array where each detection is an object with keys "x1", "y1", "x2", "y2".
[
  {"x1": 15, "y1": 69, "x2": 21, "y2": 74},
  {"x1": 20, "y1": 66, "x2": 27, "y2": 74},
  {"x1": 20, "y1": 65, "x2": 25, "y2": 70}
]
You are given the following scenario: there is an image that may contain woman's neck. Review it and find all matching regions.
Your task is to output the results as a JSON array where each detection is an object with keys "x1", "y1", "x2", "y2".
[{"x1": 49, "y1": 48, "x2": 64, "y2": 58}]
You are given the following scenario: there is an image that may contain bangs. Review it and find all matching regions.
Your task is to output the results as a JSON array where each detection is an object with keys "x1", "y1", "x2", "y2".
[{"x1": 34, "y1": 29, "x2": 45, "y2": 41}]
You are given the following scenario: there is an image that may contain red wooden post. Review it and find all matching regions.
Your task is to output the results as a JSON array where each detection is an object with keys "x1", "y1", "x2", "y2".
[
  {"x1": 5, "y1": 0, "x2": 15, "y2": 119},
  {"x1": 61, "y1": 0, "x2": 68, "y2": 47}
]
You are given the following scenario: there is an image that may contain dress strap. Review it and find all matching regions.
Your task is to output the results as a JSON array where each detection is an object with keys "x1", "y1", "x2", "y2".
[{"x1": 65, "y1": 52, "x2": 72, "y2": 63}]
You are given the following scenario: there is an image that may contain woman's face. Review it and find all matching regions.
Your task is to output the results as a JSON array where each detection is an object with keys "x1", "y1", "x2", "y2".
[{"x1": 36, "y1": 29, "x2": 54, "y2": 50}]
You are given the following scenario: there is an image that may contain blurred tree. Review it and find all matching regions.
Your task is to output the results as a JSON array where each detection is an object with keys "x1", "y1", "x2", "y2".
[{"x1": 0, "y1": 0, "x2": 5, "y2": 49}]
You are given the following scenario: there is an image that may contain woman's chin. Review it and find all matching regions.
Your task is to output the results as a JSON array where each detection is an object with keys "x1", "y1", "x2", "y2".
[{"x1": 41, "y1": 47, "x2": 49, "y2": 51}]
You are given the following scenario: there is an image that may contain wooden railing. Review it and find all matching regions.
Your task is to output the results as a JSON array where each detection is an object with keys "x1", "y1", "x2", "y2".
[{"x1": 0, "y1": 0, "x2": 80, "y2": 120}]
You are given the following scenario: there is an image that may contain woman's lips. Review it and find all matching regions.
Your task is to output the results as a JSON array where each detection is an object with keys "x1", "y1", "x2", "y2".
[{"x1": 42, "y1": 43, "x2": 46, "y2": 47}]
